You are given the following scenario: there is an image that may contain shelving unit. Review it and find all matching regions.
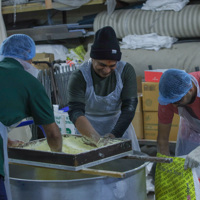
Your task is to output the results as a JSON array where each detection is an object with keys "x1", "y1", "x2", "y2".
[
  {"x1": 2, "y1": 0, "x2": 106, "y2": 14},
  {"x1": 2, "y1": 0, "x2": 106, "y2": 41}
]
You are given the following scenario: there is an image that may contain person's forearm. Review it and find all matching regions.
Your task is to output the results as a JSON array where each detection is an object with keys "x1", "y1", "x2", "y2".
[
  {"x1": 157, "y1": 138, "x2": 170, "y2": 156},
  {"x1": 42, "y1": 123, "x2": 62, "y2": 152},
  {"x1": 75, "y1": 116, "x2": 100, "y2": 144},
  {"x1": 157, "y1": 123, "x2": 172, "y2": 156},
  {"x1": 111, "y1": 98, "x2": 137, "y2": 137},
  {"x1": 7, "y1": 138, "x2": 24, "y2": 147},
  {"x1": 111, "y1": 110, "x2": 135, "y2": 137}
]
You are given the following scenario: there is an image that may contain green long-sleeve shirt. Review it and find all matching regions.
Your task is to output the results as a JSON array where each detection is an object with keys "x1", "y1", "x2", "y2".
[{"x1": 0, "y1": 58, "x2": 55, "y2": 176}]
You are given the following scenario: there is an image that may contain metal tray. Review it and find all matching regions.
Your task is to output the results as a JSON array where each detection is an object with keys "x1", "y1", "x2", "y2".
[{"x1": 8, "y1": 134, "x2": 132, "y2": 171}]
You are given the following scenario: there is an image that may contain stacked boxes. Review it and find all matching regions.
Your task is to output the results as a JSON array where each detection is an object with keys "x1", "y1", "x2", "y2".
[
  {"x1": 131, "y1": 70, "x2": 180, "y2": 141},
  {"x1": 143, "y1": 111, "x2": 179, "y2": 141},
  {"x1": 142, "y1": 82, "x2": 159, "y2": 111},
  {"x1": 132, "y1": 93, "x2": 144, "y2": 139},
  {"x1": 142, "y1": 76, "x2": 180, "y2": 141}
]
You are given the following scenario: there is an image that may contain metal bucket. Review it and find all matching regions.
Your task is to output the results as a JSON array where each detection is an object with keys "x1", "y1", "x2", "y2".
[{"x1": 9, "y1": 155, "x2": 148, "y2": 200}]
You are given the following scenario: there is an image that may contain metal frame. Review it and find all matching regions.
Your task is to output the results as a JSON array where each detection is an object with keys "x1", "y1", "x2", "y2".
[{"x1": 9, "y1": 151, "x2": 132, "y2": 171}]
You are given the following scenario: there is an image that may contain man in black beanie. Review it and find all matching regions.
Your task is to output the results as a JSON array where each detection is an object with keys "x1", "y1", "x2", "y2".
[{"x1": 67, "y1": 26, "x2": 140, "y2": 150}]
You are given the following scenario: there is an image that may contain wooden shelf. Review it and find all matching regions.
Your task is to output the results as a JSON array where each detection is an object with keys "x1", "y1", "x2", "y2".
[{"x1": 2, "y1": 0, "x2": 106, "y2": 14}]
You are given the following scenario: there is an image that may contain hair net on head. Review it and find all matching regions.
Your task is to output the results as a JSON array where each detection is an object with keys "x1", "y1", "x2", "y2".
[
  {"x1": 158, "y1": 69, "x2": 192, "y2": 105},
  {"x1": 0, "y1": 34, "x2": 35, "y2": 60}
]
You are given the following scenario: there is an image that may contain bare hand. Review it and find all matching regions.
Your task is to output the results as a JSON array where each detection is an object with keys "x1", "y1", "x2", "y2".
[
  {"x1": 97, "y1": 137, "x2": 113, "y2": 147},
  {"x1": 184, "y1": 146, "x2": 200, "y2": 170},
  {"x1": 104, "y1": 133, "x2": 115, "y2": 139},
  {"x1": 82, "y1": 137, "x2": 98, "y2": 147},
  {"x1": 8, "y1": 138, "x2": 24, "y2": 147}
]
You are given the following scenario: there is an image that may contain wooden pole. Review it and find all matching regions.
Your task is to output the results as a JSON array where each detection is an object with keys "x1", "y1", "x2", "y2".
[{"x1": 45, "y1": 0, "x2": 52, "y2": 9}]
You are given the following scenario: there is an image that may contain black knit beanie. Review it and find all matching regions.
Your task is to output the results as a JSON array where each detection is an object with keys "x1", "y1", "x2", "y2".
[{"x1": 90, "y1": 26, "x2": 121, "y2": 61}]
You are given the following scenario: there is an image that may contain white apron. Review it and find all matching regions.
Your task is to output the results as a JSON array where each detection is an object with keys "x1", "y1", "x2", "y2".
[
  {"x1": 78, "y1": 59, "x2": 140, "y2": 151},
  {"x1": 0, "y1": 122, "x2": 12, "y2": 200},
  {"x1": 176, "y1": 75, "x2": 200, "y2": 156}
]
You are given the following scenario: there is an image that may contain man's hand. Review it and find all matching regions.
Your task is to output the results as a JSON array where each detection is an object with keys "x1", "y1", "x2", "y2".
[
  {"x1": 7, "y1": 138, "x2": 24, "y2": 147},
  {"x1": 184, "y1": 146, "x2": 200, "y2": 170},
  {"x1": 104, "y1": 133, "x2": 115, "y2": 139},
  {"x1": 96, "y1": 133, "x2": 115, "y2": 147},
  {"x1": 42, "y1": 123, "x2": 62, "y2": 152},
  {"x1": 97, "y1": 137, "x2": 114, "y2": 147},
  {"x1": 75, "y1": 116, "x2": 101, "y2": 146},
  {"x1": 82, "y1": 136, "x2": 113, "y2": 148},
  {"x1": 81, "y1": 136, "x2": 99, "y2": 147}
]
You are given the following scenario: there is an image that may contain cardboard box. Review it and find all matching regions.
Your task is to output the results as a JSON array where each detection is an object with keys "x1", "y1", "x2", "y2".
[
  {"x1": 137, "y1": 76, "x2": 142, "y2": 93},
  {"x1": 136, "y1": 93, "x2": 143, "y2": 112},
  {"x1": 142, "y1": 82, "x2": 159, "y2": 111},
  {"x1": 143, "y1": 112, "x2": 180, "y2": 141},
  {"x1": 33, "y1": 53, "x2": 55, "y2": 62},
  {"x1": 32, "y1": 53, "x2": 55, "y2": 69},
  {"x1": 132, "y1": 94, "x2": 144, "y2": 139},
  {"x1": 144, "y1": 69, "x2": 167, "y2": 82},
  {"x1": 132, "y1": 111, "x2": 144, "y2": 139}
]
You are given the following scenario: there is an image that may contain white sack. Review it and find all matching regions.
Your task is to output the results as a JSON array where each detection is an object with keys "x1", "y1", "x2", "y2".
[{"x1": 120, "y1": 33, "x2": 178, "y2": 51}]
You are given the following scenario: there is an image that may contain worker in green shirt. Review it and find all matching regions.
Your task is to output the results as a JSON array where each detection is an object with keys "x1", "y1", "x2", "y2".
[
  {"x1": 67, "y1": 26, "x2": 140, "y2": 150},
  {"x1": 0, "y1": 34, "x2": 62, "y2": 200}
]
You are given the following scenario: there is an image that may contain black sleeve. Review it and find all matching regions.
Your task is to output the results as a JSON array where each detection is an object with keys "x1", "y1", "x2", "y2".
[
  {"x1": 68, "y1": 102, "x2": 85, "y2": 124},
  {"x1": 111, "y1": 97, "x2": 138, "y2": 138}
]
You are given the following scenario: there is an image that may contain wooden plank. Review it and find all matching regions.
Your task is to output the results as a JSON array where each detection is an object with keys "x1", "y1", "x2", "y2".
[
  {"x1": 45, "y1": 0, "x2": 52, "y2": 9},
  {"x1": 86, "y1": 0, "x2": 106, "y2": 5},
  {"x1": 2, "y1": 0, "x2": 106, "y2": 14},
  {"x1": 2, "y1": 3, "x2": 46, "y2": 14},
  {"x1": 79, "y1": 168, "x2": 126, "y2": 178}
]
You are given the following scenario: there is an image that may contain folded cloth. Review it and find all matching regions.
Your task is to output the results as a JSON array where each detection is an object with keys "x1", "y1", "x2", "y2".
[
  {"x1": 142, "y1": 0, "x2": 189, "y2": 11},
  {"x1": 120, "y1": 33, "x2": 178, "y2": 51}
]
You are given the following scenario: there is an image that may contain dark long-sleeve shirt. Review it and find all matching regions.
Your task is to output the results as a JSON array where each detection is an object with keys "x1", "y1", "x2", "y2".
[{"x1": 67, "y1": 62, "x2": 138, "y2": 137}]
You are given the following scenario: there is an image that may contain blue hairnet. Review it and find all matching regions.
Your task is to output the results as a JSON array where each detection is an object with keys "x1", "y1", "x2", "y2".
[
  {"x1": 0, "y1": 34, "x2": 35, "y2": 60},
  {"x1": 158, "y1": 69, "x2": 192, "y2": 105}
]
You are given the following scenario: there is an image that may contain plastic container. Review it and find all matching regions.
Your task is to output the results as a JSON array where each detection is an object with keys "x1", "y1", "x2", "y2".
[{"x1": 53, "y1": 104, "x2": 75, "y2": 135}]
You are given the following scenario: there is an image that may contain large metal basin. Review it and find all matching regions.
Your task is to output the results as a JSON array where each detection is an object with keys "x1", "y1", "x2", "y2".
[{"x1": 9, "y1": 156, "x2": 148, "y2": 200}]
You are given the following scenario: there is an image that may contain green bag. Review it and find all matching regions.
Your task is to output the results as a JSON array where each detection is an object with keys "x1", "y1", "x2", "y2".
[{"x1": 155, "y1": 153, "x2": 196, "y2": 200}]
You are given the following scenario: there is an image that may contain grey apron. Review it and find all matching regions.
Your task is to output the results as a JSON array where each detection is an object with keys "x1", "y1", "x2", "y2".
[
  {"x1": 176, "y1": 75, "x2": 200, "y2": 156},
  {"x1": 0, "y1": 120, "x2": 22, "y2": 200},
  {"x1": 0, "y1": 58, "x2": 37, "y2": 199},
  {"x1": 0, "y1": 122, "x2": 12, "y2": 200},
  {"x1": 78, "y1": 59, "x2": 140, "y2": 151}
]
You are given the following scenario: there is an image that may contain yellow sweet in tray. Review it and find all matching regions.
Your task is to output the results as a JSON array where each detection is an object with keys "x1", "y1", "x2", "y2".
[{"x1": 23, "y1": 135, "x2": 118, "y2": 154}]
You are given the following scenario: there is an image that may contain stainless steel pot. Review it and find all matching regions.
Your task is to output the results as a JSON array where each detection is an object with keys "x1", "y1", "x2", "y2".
[{"x1": 9, "y1": 156, "x2": 148, "y2": 200}]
